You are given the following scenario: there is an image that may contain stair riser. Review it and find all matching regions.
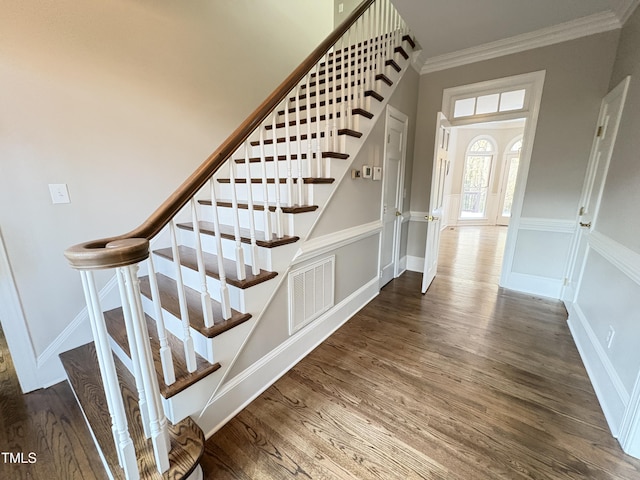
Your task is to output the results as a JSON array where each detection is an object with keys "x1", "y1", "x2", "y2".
[
  {"x1": 215, "y1": 182, "x2": 328, "y2": 206},
  {"x1": 176, "y1": 227, "x2": 299, "y2": 273},
  {"x1": 198, "y1": 203, "x2": 315, "y2": 239},
  {"x1": 161, "y1": 318, "x2": 256, "y2": 424},
  {"x1": 152, "y1": 252, "x2": 277, "y2": 314},
  {"x1": 269, "y1": 114, "x2": 365, "y2": 138}
]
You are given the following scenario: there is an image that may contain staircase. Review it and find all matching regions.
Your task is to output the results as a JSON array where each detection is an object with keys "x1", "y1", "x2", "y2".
[{"x1": 61, "y1": 1, "x2": 417, "y2": 478}]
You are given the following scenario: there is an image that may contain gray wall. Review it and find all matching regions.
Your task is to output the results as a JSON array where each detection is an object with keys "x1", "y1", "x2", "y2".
[
  {"x1": 0, "y1": 0, "x2": 333, "y2": 361},
  {"x1": 407, "y1": 31, "x2": 620, "y2": 271}
]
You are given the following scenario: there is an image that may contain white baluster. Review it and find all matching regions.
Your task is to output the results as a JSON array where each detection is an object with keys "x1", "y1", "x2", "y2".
[
  {"x1": 332, "y1": 38, "x2": 340, "y2": 152},
  {"x1": 325, "y1": 47, "x2": 332, "y2": 156},
  {"x1": 121, "y1": 265, "x2": 170, "y2": 474},
  {"x1": 258, "y1": 128, "x2": 273, "y2": 239},
  {"x1": 315, "y1": 57, "x2": 323, "y2": 178},
  {"x1": 168, "y1": 221, "x2": 197, "y2": 372},
  {"x1": 272, "y1": 114, "x2": 284, "y2": 238},
  {"x1": 306, "y1": 69, "x2": 313, "y2": 190},
  {"x1": 284, "y1": 99, "x2": 294, "y2": 208},
  {"x1": 115, "y1": 269, "x2": 151, "y2": 439},
  {"x1": 209, "y1": 179, "x2": 232, "y2": 320},
  {"x1": 298, "y1": 80, "x2": 306, "y2": 205},
  {"x1": 80, "y1": 270, "x2": 139, "y2": 480},
  {"x1": 147, "y1": 254, "x2": 176, "y2": 385},
  {"x1": 244, "y1": 141, "x2": 261, "y2": 276},
  {"x1": 345, "y1": 26, "x2": 351, "y2": 131},
  {"x1": 190, "y1": 199, "x2": 217, "y2": 325},
  {"x1": 226, "y1": 163, "x2": 247, "y2": 280}
]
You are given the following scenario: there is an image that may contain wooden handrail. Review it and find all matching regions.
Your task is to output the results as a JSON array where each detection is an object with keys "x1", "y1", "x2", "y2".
[{"x1": 64, "y1": 0, "x2": 376, "y2": 270}]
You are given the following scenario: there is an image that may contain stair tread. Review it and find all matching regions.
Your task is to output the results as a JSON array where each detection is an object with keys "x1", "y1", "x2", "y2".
[
  {"x1": 403, "y1": 34, "x2": 416, "y2": 49},
  {"x1": 394, "y1": 45, "x2": 409, "y2": 60},
  {"x1": 385, "y1": 58, "x2": 401, "y2": 72},
  {"x1": 250, "y1": 132, "x2": 323, "y2": 146},
  {"x1": 217, "y1": 177, "x2": 335, "y2": 185},
  {"x1": 176, "y1": 221, "x2": 300, "y2": 248},
  {"x1": 139, "y1": 273, "x2": 253, "y2": 338},
  {"x1": 199, "y1": 198, "x2": 319, "y2": 214},
  {"x1": 153, "y1": 246, "x2": 277, "y2": 289},
  {"x1": 233, "y1": 152, "x2": 349, "y2": 163},
  {"x1": 60, "y1": 342, "x2": 204, "y2": 480},
  {"x1": 104, "y1": 308, "x2": 221, "y2": 399}
]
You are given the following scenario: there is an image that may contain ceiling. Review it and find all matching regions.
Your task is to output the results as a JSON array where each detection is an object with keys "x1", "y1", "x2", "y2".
[{"x1": 391, "y1": 0, "x2": 640, "y2": 72}]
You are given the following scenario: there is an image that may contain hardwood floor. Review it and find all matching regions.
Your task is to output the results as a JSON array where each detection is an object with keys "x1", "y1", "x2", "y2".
[
  {"x1": 202, "y1": 226, "x2": 640, "y2": 479},
  {"x1": 0, "y1": 324, "x2": 107, "y2": 480},
  {"x1": 2, "y1": 226, "x2": 640, "y2": 479}
]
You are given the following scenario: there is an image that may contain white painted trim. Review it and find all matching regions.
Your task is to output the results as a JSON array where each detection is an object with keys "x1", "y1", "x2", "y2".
[
  {"x1": 567, "y1": 302, "x2": 630, "y2": 437},
  {"x1": 503, "y1": 272, "x2": 563, "y2": 299},
  {"x1": 420, "y1": 12, "x2": 620, "y2": 74},
  {"x1": 398, "y1": 255, "x2": 408, "y2": 275},
  {"x1": 0, "y1": 229, "x2": 39, "y2": 392},
  {"x1": 588, "y1": 231, "x2": 640, "y2": 286},
  {"x1": 617, "y1": 0, "x2": 640, "y2": 25},
  {"x1": 293, "y1": 221, "x2": 382, "y2": 264},
  {"x1": 620, "y1": 370, "x2": 640, "y2": 457},
  {"x1": 406, "y1": 255, "x2": 424, "y2": 273},
  {"x1": 518, "y1": 217, "x2": 576, "y2": 234},
  {"x1": 200, "y1": 276, "x2": 380, "y2": 438}
]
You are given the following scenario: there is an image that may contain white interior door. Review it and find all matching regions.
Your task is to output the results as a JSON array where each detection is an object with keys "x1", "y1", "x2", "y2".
[
  {"x1": 422, "y1": 113, "x2": 451, "y2": 293},
  {"x1": 564, "y1": 76, "x2": 630, "y2": 302},
  {"x1": 379, "y1": 108, "x2": 408, "y2": 288}
]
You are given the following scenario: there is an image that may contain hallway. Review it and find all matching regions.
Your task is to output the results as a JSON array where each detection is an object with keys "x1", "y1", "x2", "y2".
[{"x1": 202, "y1": 226, "x2": 640, "y2": 479}]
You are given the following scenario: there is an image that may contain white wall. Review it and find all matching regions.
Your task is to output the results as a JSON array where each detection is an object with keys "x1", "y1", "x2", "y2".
[{"x1": 0, "y1": 0, "x2": 333, "y2": 389}]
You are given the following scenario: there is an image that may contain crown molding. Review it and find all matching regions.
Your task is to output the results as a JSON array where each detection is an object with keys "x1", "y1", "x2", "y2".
[
  {"x1": 616, "y1": 0, "x2": 640, "y2": 25},
  {"x1": 420, "y1": 11, "x2": 621, "y2": 75}
]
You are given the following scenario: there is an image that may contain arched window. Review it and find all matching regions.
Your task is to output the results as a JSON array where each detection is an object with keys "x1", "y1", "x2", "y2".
[
  {"x1": 499, "y1": 136, "x2": 523, "y2": 219},
  {"x1": 460, "y1": 137, "x2": 496, "y2": 219}
]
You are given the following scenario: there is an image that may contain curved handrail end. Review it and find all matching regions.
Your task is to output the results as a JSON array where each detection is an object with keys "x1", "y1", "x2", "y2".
[{"x1": 64, "y1": 237, "x2": 150, "y2": 270}]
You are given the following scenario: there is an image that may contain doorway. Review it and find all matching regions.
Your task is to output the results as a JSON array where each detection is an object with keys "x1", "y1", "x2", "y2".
[
  {"x1": 379, "y1": 105, "x2": 408, "y2": 288},
  {"x1": 421, "y1": 70, "x2": 546, "y2": 294}
]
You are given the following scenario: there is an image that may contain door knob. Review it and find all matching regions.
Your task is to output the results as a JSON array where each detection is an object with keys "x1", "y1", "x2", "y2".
[
  {"x1": 580, "y1": 222, "x2": 592, "y2": 228},
  {"x1": 395, "y1": 211, "x2": 402, "y2": 217},
  {"x1": 425, "y1": 215, "x2": 440, "y2": 222}
]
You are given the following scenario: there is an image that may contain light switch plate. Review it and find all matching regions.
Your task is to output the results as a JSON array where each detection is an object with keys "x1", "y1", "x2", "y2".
[
  {"x1": 49, "y1": 183, "x2": 70, "y2": 204},
  {"x1": 373, "y1": 167, "x2": 382, "y2": 181},
  {"x1": 362, "y1": 165, "x2": 372, "y2": 178}
]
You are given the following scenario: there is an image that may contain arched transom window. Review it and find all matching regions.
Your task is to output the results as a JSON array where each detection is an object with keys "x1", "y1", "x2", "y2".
[{"x1": 460, "y1": 137, "x2": 496, "y2": 219}]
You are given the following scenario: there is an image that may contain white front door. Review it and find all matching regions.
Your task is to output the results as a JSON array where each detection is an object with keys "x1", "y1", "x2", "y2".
[
  {"x1": 564, "y1": 76, "x2": 630, "y2": 302},
  {"x1": 422, "y1": 113, "x2": 451, "y2": 293},
  {"x1": 379, "y1": 107, "x2": 407, "y2": 288}
]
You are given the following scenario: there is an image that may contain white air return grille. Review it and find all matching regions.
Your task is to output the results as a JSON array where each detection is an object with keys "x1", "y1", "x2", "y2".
[{"x1": 288, "y1": 256, "x2": 335, "y2": 335}]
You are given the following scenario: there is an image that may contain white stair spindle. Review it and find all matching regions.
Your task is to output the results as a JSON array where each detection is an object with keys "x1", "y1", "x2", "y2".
[
  {"x1": 244, "y1": 141, "x2": 261, "y2": 276},
  {"x1": 115, "y1": 269, "x2": 151, "y2": 439},
  {"x1": 345, "y1": 27, "x2": 352, "y2": 131},
  {"x1": 258, "y1": 128, "x2": 273, "y2": 239},
  {"x1": 80, "y1": 270, "x2": 139, "y2": 480},
  {"x1": 272, "y1": 114, "x2": 284, "y2": 238},
  {"x1": 190, "y1": 199, "x2": 217, "y2": 325},
  {"x1": 147, "y1": 253, "x2": 176, "y2": 385},
  {"x1": 226, "y1": 164, "x2": 247, "y2": 280},
  {"x1": 121, "y1": 264, "x2": 171, "y2": 474},
  {"x1": 332, "y1": 38, "x2": 340, "y2": 152},
  {"x1": 168, "y1": 221, "x2": 197, "y2": 372},
  {"x1": 209, "y1": 179, "x2": 232, "y2": 320},
  {"x1": 297, "y1": 81, "x2": 305, "y2": 205},
  {"x1": 305, "y1": 70, "x2": 313, "y2": 190},
  {"x1": 315, "y1": 57, "x2": 324, "y2": 178},
  {"x1": 284, "y1": 99, "x2": 294, "y2": 208},
  {"x1": 324, "y1": 48, "x2": 332, "y2": 155}
]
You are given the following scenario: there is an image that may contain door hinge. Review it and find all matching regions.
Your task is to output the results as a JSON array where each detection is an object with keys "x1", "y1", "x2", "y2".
[
  {"x1": 579, "y1": 206, "x2": 585, "y2": 216},
  {"x1": 387, "y1": 133, "x2": 390, "y2": 143},
  {"x1": 596, "y1": 125, "x2": 604, "y2": 137}
]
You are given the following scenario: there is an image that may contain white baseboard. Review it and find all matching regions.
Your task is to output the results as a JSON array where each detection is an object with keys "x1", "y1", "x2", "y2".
[
  {"x1": 35, "y1": 274, "x2": 118, "y2": 389},
  {"x1": 567, "y1": 302, "x2": 628, "y2": 437},
  {"x1": 198, "y1": 276, "x2": 380, "y2": 437},
  {"x1": 398, "y1": 255, "x2": 407, "y2": 275},
  {"x1": 502, "y1": 271, "x2": 563, "y2": 299},
  {"x1": 406, "y1": 255, "x2": 424, "y2": 273}
]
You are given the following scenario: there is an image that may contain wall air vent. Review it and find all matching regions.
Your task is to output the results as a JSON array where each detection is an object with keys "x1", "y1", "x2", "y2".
[{"x1": 288, "y1": 256, "x2": 335, "y2": 335}]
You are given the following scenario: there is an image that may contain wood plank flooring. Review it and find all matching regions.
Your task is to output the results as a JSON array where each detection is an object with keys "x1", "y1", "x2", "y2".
[
  {"x1": 0, "y1": 324, "x2": 107, "y2": 480},
  {"x1": 201, "y1": 226, "x2": 640, "y2": 479},
  {"x1": 1, "y1": 226, "x2": 640, "y2": 479}
]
